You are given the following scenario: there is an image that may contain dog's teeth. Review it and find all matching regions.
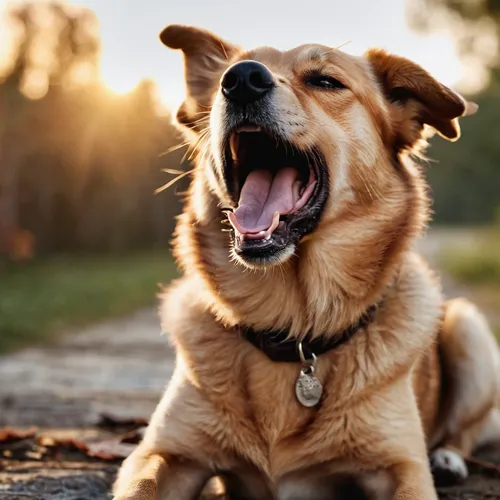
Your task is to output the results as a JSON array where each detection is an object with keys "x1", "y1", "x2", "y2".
[
  {"x1": 229, "y1": 133, "x2": 239, "y2": 161},
  {"x1": 265, "y1": 234, "x2": 271, "y2": 241}
]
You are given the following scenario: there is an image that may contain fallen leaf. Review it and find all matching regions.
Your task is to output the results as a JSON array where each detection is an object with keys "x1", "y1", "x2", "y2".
[
  {"x1": 87, "y1": 439, "x2": 137, "y2": 460},
  {"x1": 0, "y1": 427, "x2": 37, "y2": 444},
  {"x1": 97, "y1": 413, "x2": 148, "y2": 430},
  {"x1": 119, "y1": 429, "x2": 145, "y2": 445},
  {"x1": 37, "y1": 436, "x2": 88, "y2": 454}
]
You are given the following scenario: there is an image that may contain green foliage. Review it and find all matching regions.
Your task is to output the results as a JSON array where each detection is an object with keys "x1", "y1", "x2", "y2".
[
  {"x1": 0, "y1": 252, "x2": 178, "y2": 353},
  {"x1": 408, "y1": 0, "x2": 500, "y2": 71},
  {"x1": 0, "y1": 2, "x2": 189, "y2": 259},
  {"x1": 439, "y1": 227, "x2": 500, "y2": 284},
  {"x1": 408, "y1": 0, "x2": 500, "y2": 225},
  {"x1": 439, "y1": 227, "x2": 500, "y2": 339},
  {"x1": 425, "y1": 75, "x2": 500, "y2": 224},
  {"x1": 0, "y1": 4, "x2": 189, "y2": 351}
]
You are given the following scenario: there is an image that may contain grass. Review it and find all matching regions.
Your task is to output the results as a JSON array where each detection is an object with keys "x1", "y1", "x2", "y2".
[
  {"x1": 0, "y1": 250, "x2": 178, "y2": 353},
  {"x1": 440, "y1": 228, "x2": 500, "y2": 285},
  {"x1": 438, "y1": 227, "x2": 500, "y2": 338}
]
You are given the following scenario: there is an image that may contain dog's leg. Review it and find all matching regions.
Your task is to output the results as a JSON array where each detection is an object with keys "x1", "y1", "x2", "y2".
[
  {"x1": 112, "y1": 376, "x2": 216, "y2": 500},
  {"x1": 431, "y1": 298, "x2": 500, "y2": 486},
  {"x1": 391, "y1": 460, "x2": 438, "y2": 500},
  {"x1": 358, "y1": 385, "x2": 439, "y2": 500},
  {"x1": 113, "y1": 445, "x2": 212, "y2": 500},
  {"x1": 476, "y1": 407, "x2": 500, "y2": 448}
]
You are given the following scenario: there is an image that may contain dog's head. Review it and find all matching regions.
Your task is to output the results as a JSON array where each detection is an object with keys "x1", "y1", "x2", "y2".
[{"x1": 161, "y1": 25, "x2": 476, "y2": 269}]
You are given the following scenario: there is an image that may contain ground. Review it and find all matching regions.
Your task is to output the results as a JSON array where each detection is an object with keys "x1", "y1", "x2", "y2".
[{"x1": 1, "y1": 229, "x2": 499, "y2": 500}]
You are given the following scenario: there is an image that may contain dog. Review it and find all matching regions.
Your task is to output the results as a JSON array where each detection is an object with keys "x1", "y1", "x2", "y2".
[{"x1": 113, "y1": 25, "x2": 500, "y2": 500}]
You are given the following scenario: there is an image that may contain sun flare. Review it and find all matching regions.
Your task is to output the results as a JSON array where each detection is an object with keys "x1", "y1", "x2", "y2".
[
  {"x1": 102, "y1": 76, "x2": 139, "y2": 96},
  {"x1": 1, "y1": 0, "x2": 480, "y2": 109}
]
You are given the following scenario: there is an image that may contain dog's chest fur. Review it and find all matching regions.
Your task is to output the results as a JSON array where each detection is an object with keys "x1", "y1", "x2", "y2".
[{"x1": 157, "y1": 251, "x2": 443, "y2": 485}]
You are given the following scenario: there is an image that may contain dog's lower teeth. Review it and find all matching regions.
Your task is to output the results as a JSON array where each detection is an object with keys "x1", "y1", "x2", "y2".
[{"x1": 265, "y1": 234, "x2": 271, "y2": 241}]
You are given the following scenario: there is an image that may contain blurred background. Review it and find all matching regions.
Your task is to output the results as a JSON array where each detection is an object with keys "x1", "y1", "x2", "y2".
[
  {"x1": 0, "y1": 2, "x2": 499, "y2": 498},
  {"x1": 0, "y1": 0, "x2": 499, "y2": 354}
]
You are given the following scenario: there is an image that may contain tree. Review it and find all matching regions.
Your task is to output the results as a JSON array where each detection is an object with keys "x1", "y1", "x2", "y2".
[
  {"x1": 408, "y1": 0, "x2": 500, "y2": 89},
  {"x1": 0, "y1": 2, "x2": 187, "y2": 258},
  {"x1": 425, "y1": 72, "x2": 500, "y2": 224},
  {"x1": 407, "y1": 0, "x2": 500, "y2": 225},
  {"x1": 0, "y1": 4, "x2": 36, "y2": 258}
]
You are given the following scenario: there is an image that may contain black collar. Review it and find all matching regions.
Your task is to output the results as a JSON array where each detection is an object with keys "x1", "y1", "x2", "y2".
[{"x1": 240, "y1": 304, "x2": 379, "y2": 363}]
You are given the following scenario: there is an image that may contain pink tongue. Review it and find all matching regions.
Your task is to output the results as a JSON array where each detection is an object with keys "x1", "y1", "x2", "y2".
[{"x1": 233, "y1": 168, "x2": 301, "y2": 233}]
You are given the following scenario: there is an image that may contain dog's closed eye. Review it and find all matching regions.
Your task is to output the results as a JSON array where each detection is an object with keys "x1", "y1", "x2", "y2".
[{"x1": 305, "y1": 72, "x2": 347, "y2": 90}]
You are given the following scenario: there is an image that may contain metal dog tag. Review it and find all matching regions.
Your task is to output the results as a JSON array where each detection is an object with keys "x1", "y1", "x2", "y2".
[
  {"x1": 295, "y1": 342, "x2": 323, "y2": 407},
  {"x1": 295, "y1": 368, "x2": 323, "y2": 407}
]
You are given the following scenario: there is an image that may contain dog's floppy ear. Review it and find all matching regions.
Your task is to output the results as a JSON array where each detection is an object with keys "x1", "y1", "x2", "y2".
[
  {"x1": 365, "y1": 48, "x2": 477, "y2": 151},
  {"x1": 160, "y1": 25, "x2": 238, "y2": 131}
]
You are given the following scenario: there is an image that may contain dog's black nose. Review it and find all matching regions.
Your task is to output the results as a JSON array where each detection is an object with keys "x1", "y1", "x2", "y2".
[{"x1": 221, "y1": 61, "x2": 275, "y2": 104}]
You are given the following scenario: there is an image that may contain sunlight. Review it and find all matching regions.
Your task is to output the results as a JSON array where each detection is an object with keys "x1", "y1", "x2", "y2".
[
  {"x1": 0, "y1": 4, "x2": 20, "y2": 77},
  {"x1": 102, "y1": 76, "x2": 139, "y2": 96},
  {"x1": 0, "y1": 0, "x2": 486, "y2": 105},
  {"x1": 63, "y1": 0, "x2": 470, "y2": 108}
]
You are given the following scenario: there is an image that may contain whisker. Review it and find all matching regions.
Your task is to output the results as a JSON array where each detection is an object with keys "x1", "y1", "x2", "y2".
[
  {"x1": 190, "y1": 115, "x2": 211, "y2": 125},
  {"x1": 219, "y1": 41, "x2": 229, "y2": 60},
  {"x1": 335, "y1": 40, "x2": 352, "y2": 50},
  {"x1": 158, "y1": 142, "x2": 189, "y2": 157},
  {"x1": 162, "y1": 168, "x2": 184, "y2": 174},
  {"x1": 155, "y1": 169, "x2": 195, "y2": 194}
]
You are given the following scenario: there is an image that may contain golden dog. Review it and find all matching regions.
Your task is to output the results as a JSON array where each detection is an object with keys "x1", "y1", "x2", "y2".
[{"x1": 113, "y1": 25, "x2": 500, "y2": 500}]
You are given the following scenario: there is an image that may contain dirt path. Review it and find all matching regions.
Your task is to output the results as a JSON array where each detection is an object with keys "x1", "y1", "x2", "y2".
[
  {"x1": 0, "y1": 229, "x2": 499, "y2": 499},
  {"x1": 0, "y1": 308, "x2": 172, "y2": 428}
]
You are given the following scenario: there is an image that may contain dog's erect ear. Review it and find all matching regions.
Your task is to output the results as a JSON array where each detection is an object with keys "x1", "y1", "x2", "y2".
[
  {"x1": 365, "y1": 48, "x2": 477, "y2": 150},
  {"x1": 160, "y1": 25, "x2": 238, "y2": 131}
]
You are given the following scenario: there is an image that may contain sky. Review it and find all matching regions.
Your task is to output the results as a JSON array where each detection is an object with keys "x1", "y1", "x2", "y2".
[{"x1": 0, "y1": 0, "x2": 469, "y2": 108}]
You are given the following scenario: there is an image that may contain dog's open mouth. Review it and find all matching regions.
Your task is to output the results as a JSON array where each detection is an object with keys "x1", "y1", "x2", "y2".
[{"x1": 223, "y1": 125, "x2": 328, "y2": 263}]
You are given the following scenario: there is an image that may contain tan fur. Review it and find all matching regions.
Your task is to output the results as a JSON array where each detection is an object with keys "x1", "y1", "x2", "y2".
[{"x1": 113, "y1": 26, "x2": 499, "y2": 500}]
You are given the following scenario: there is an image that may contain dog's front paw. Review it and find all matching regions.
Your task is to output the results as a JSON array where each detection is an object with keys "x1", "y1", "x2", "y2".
[
  {"x1": 112, "y1": 478, "x2": 157, "y2": 500},
  {"x1": 430, "y1": 448, "x2": 468, "y2": 487}
]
